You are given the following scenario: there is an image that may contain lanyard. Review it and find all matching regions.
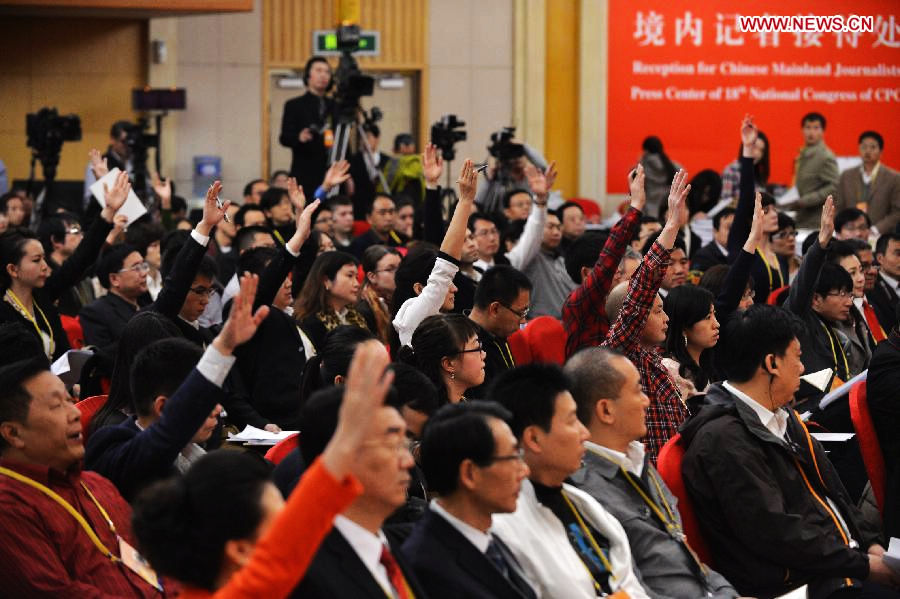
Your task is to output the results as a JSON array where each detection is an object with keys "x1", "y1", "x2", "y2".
[
  {"x1": 756, "y1": 249, "x2": 784, "y2": 291},
  {"x1": 560, "y1": 489, "x2": 618, "y2": 592},
  {"x1": 818, "y1": 319, "x2": 850, "y2": 381},
  {"x1": 5, "y1": 289, "x2": 55, "y2": 359},
  {"x1": 494, "y1": 339, "x2": 515, "y2": 369},
  {"x1": 0, "y1": 467, "x2": 118, "y2": 561}
]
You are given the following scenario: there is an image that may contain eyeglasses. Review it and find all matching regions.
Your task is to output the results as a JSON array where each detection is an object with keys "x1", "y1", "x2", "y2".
[
  {"x1": 118, "y1": 261, "x2": 150, "y2": 274},
  {"x1": 188, "y1": 286, "x2": 216, "y2": 297},
  {"x1": 66, "y1": 226, "x2": 83, "y2": 235},
  {"x1": 452, "y1": 343, "x2": 484, "y2": 355},
  {"x1": 498, "y1": 302, "x2": 529, "y2": 320},
  {"x1": 484, "y1": 447, "x2": 526, "y2": 465},
  {"x1": 773, "y1": 231, "x2": 798, "y2": 240},
  {"x1": 825, "y1": 290, "x2": 852, "y2": 299},
  {"x1": 474, "y1": 227, "x2": 499, "y2": 238}
]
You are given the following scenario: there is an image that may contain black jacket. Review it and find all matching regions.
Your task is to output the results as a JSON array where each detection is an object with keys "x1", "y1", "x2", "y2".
[
  {"x1": 278, "y1": 92, "x2": 334, "y2": 197},
  {"x1": 349, "y1": 228, "x2": 406, "y2": 260},
  {"x1": 865, "y1": 329, "x2": 900, "y2": 538},
  {"x1": 466, "y1": 321, "x2": 514, "y2": 399},
  {"x1": 79, "y1": 292, "x2": 140, "y2": 353},
  {"x1": 691, "y1": 241, "x2": 728, "y2": 273},
  {"x1": 680, "y1": 383, "x2": 881, "y2": 599},
  {"x1": 866, "y1": 273, "x2": 898, "y2": 334},
  {"x1": 401, "y1": 507, "x2": 536, "y2": 599},
  {"x1": 349, "y1": 151, "x2": 392, "y2": 220},
  {"x1": 291, "y1": 528, "x2": 428, "y2": 599}
]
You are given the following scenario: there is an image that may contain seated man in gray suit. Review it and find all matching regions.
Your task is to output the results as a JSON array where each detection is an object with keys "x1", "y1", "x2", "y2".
[
  {"x1": 836, "y1": 130, "x2": 900, "y2": 236},
  {"x1": 565, "y1": 347, "x2": 738, "y2": 599},
  {"x1": 401, "y1": 401, "x2": 537, "y2": 599}
]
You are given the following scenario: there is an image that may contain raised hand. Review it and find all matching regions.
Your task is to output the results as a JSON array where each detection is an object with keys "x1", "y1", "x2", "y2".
[
  {"x1": 322, "y1": 340, "x2": 395, "y2": 478},
  {"x1": 197, "y1": 181, "x2": 227, "y2": 237},
  {"x1": 287, "y1": 176, "x2": 305, "y2": 211},
  {"x1": 543, "y1": 161, "x2": 558, "y2": 191},
  {"x1": 101, "y1": 170, "x2": 131, "y2": 222},
  {"x1": 456, "y1": 159, "x2": 478, "y2": 204},
  {"x1": 665, "y1": 169, "x2": 690, "y2": 228},
  {"x1": 213, "y1": 273, "x2": 270, "y2": 355},
  {"x1": 88, "y1": 149, "x2": 109, "y2": 179},
  {"x1": 745, "y1": 192, "x2": 765, "y2": 252},
  {"x1": 629, "y1": 164, "x2": 646, "y2": 212},
  {"x1": 151, "y1": 172, "x2": 172, "y2": 210},
  {"x1": 322, "y1": 160, "x2": 350, "y2": 192},
  {"x1": 287, "y1": 199, "x2": 321, "y2": 254},
  {"x1": 422, "y1": 143, "x2": 444, "y2": 186},
  {"x1": 525, "y1": 160, "x2": 556, "y2": 202},
  {"x1": 741, "y1": 114, "x2": 758, "y2": 156},
  {"x1": 105, "y1": 214, "x2": 128, "y2": 245},
  {"x1": 818, "y1": 195, "x2": 835, "y2": 248}
]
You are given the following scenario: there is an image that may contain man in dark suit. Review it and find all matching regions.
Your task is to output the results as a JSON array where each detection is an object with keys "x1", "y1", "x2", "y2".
[
  {"x1": 401, "y1": 402, "x2": 537, "y2": 599},
  {"x1": 691, "y1": 208, "x2": 734, "y2": 272},
  {"x1": 279, "y1": 56, "x2": 335, "y2": 199},
  {"x1": 292, "y1": 373, "x2": 427, "y2": 599},
  {"x1": 349, "y1": 123, "x2": 392, "y2": 220},
  {"x1": 349, "y1": 193, "x2": 407, "y2": 259},
  {"x1": 80, "y1": 244, "x2": 149, "y2": 352},
  {"x1": 84, "y1": 274, "x2": 266, "y2": 501},
  {"x1": 868, "y1": 231, "x2": 900, "y2": 333}
]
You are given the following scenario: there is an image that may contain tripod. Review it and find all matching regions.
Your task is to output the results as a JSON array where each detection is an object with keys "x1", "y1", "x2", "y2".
[{"x1": 329, "y1": 115, "x2": 388, "y2": 197}]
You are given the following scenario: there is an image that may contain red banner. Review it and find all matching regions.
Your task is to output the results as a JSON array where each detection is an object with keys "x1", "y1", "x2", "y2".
[{"x1": 607, "y1": 0, "x2": 900, "y2": 193}]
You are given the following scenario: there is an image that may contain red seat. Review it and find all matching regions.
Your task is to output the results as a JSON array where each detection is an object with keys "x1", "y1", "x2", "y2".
[
  {"x1": 766, "y1": 285, "x2": 789, "y2": 306},
  {"x1": 656, "y1": 433, "x2": 714, "y2": 567},
  {"x1": 265, "y1": 433, "x2": 301, "y2": 465},
  {"x1": 569, "y1": 197, "x2": 602, "y2": 224},
  {"x1": 75, "y1": 394, "x2": 108, "y2": 439},
  {"x1": 60, "y1": 315, "x2": 84, "y2": 349},
  {"x1": 849, "y1": 381, "x2": 886, "y2": 514},
  {"x1": 352, "y1": 220, "x2": 371, "y2": 237},
  {"x1": 507, "y1": 316, "x2": 566, "y2": 366}
]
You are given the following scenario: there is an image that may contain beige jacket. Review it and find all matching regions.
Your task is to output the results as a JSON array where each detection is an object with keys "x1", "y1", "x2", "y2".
[
  {"x1": 835, "y1": 163, "x2": 900, "y2": 234},
  {"x1": 792, "y1": 142, "x2": 839, "y2": 228}
]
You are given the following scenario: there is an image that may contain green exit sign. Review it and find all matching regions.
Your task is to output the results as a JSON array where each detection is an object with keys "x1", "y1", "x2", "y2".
[{"x1": 313, "y1": 30, "x2": 380, "y2": 56}]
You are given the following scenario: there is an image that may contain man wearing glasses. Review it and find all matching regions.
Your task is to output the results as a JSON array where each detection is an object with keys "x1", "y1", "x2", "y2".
[
  {"x1": 401, "y1": 401, "x2": 538, "y2": 599},
  {"x1": 42, "y1": 214, "x2": 96, "y2": 316}
]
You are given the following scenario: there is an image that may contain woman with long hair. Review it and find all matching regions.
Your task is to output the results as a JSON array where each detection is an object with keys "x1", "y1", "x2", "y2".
[
  {"x1": 639, "y1": 136, "x2": 681, "y2": 218},
  {"x1": 293, "y1": 251, "x2": 368, "y2": 354},
  {"x1": 0, "y1": 171, "x2": 130, "y2": 360},
  {"x1": 721, "y1": 130, "x2": 770, "y2": 202},
  {"x1": 662, "y1": 285, "x2": 720, "y2": 399},
  {"x1": 357, "y1": 245, "x2": 401, "y2": 344},
  {"x1": 397, "y1": 313, "x2": 485, "y2": 405}
]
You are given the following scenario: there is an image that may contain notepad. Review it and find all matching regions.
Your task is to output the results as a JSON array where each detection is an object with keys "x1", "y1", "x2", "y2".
[
  {"x1": 775, "y1": 584, "x2": 808, "y2": 599},
  {"x1": 227, "y1": 425, "x2": 298, "y2": 445},
  {"x1": 884, "y1": 537, "x2": 900, "y2": 575},
  {"x1": 90, "y1": 168, "x2": 148, "y2": 226},
  {"x1": 810, "y1": 433, "x2": 855, "y2": 443}
]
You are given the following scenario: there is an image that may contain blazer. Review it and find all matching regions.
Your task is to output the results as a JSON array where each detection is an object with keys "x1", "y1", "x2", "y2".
[
  {"x1": 79, "y1": 292, "x2": 140, "y2": 352},
  {"x1": 401, "y1": 507, "x2": 536, "y2": 599},
  {"x1": 84, "y1": 368, "x2": 224, "y2": 502},
  {"x1": 291, "y1": 527, "x2": 428, "y2": 599},
  {"x1": 793, "y1": 142, "x2": 839, "y2": 229},
  {"x1": 278, "y1": 92, "x2": 334, "y2": 197},
  {"x1": 866, "y1": 273, "x2": 898, "y2": 334},
  {"x1": 835, "y1": 163, "x2": 900, "y2": 234},
  {"x1": 690, "y1": 241, "x2": 728, "y2": 273}
]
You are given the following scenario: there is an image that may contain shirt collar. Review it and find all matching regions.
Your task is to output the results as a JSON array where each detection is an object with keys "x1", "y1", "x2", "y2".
[
  {"x1": 333, "y1": 514, "x2": 389, "y2": 573},
  {"x1": 723, "y1": 381, "x2": 789, "y2": 440},
  {"x1": 0, "y1": 456, "x2": 81, "y2": 486},
  {"x1": 430, "y1": 499, "x2": 492, "y2": 553},
  {"x1": 714, "y1": 240, "x2": 729, "y2": 257},
  {"x1": 584, "y1": 440, "x2": 645, "y2": 477},
  {"x1": 880, "y1": 271, "x2": 900, "y2": 293}
]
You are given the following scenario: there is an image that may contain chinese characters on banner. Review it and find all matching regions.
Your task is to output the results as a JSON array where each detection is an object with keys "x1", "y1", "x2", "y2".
[{"x1": 607, "y1": 0, "x2": 900, "y2": 194}]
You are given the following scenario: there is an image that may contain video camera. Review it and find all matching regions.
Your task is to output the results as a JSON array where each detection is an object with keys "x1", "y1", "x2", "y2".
[
  {"x1": 430, "y1": 114, "x2": 467, "y2": 162},
  {"x1": 333, "y1": 24, "x2": 375, "y2": 123},
  {"x1": 488, "y1": 127, "x2": 525, "y2": 163},
  {"x1": 26, "y1": 108, "x2": 82, "y2": 182}
]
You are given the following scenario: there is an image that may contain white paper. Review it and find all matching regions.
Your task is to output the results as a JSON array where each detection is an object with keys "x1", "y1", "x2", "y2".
[
  {"x1": 800, "y1": 368, "x2": 833, "y2": 392},
  {"x1": 776, "y1": 186, "x2": 799, "y2": 207},
  {"x1": 810, "y1": 433, "x2": 855, "y2": 443},
  {"x1": 819, "y1": 370, "x2": 867, "y2": 411},
  {"x1": 227, "y1": 425, "x2": 297, "y2": 443},
  {"x1": 775, "y1": 584, "x2": 808, "y2": 599},
  {"x1": 90, "y1": 167, "x2": 147, "y2": 226},
  {"x1": 884, "y1": 538, "x2": 900, "y2": 575},
  {"x1": 50, "y1": 349, "x2": 93, "y2": 386}
]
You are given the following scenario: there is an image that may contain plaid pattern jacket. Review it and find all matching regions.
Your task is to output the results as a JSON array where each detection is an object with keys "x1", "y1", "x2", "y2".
[
  {"x1": 602, "y1": 241, "x2": 688, "y2": 463},
  {"x1": 563, "y1": 207, "x2": 642, "y2": 358}
]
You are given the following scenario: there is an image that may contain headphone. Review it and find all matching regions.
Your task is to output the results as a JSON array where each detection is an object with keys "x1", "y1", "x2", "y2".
[{"x1": 303, "y1": 56, "x2": 334, "y2": 92}]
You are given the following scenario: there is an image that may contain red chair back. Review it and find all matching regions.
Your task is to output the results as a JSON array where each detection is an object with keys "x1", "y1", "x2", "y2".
[
  {"x1": 507, "y1": 316, "x2": 566, "y2": 366},
  {"x1": 569, "y1": 197, "x2": 602, "y2": 223},
  {"x1": 656, "y1": 433, "x2": 714, "y2": 566},
  {"x1": 849, "y1": 381, "x2": 886, "y2": 513},
  {"x1": 766, "y1": 286, "x2": 789, "y2": 306},
  {"x1": 352, "y1": 220, "x2": 371, "y2": 237},
  {"x1": 60, "y1": 315, "x2": 84, "y2": 349},
  {"x1": 265, "y1": 433, "x2": 301, "y2": 465},
  {"x1": 76, "y1": 394, "x2": 108, "y2": 439}
]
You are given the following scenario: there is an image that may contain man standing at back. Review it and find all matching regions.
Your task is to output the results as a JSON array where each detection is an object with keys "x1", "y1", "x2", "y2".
[{"x1": 784, "y1": 112, "x2": 839, "y2": 229}]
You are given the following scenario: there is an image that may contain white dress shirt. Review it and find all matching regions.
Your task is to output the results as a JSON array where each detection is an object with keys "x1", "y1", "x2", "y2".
[
  {"x1": 333, "y1": 515, "x2": 394, "y2": 596},
  {"x1": 430, "y1": 499, "x2": 491, "y2": 553},
  {"x1": 584, "y1": 440, "x2": 646, "y2": 477}
]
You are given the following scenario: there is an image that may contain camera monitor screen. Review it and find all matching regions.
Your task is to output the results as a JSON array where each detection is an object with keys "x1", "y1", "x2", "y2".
[{"x1": 132, "y1": 88, "x2": 186, "y2": 111}]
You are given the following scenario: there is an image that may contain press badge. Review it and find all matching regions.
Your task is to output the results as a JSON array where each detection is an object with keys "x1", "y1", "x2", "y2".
[{"x1": 118, "y1": 536, "x2": 163, "y2": 591}]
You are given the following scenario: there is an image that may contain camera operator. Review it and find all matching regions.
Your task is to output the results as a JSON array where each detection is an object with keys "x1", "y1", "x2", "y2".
[
  {"x1": 279, "y1": 56, "x2": 336, "y2": 201},
  {"x1": 348, "y1": 123, "x2": 391, "y2": 220},
  {"x1": 474, "y1": 129, "x2": 547, "y2": 218},
  {"x1": 82, "y1": 120, "x2": 137, "y2": 212}
]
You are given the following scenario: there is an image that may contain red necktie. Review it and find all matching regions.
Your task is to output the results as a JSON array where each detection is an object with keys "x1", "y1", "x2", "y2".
[
  {"x1": 380, "y1": 544, "x2": 412, "y2": 599},
  {"x1": 862, "y1": 300, "x2": 886, "y2": 343}
]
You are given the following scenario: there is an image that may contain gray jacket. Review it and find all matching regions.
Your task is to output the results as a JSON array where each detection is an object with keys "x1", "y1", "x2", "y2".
[
  {"x1": 793, "y1": 142, "x2": 839, "y2": 228},
  {"x1": 522, "y1": 249, "x2": 576, "y2": 319},
  {"x1": 570, "y1": 448, "x2": 738, "y2": 599}
]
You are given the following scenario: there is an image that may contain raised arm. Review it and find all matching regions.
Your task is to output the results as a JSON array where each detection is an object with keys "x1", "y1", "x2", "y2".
[
  {"x1": 422, "y1": 144, "x2": 445, "y2": 245},
  {"x1": 787, "y1": 196, "x2": 834, "y2": 315},
  {"x1": 727, "y1": 115, "x2": 759, "y2": 260},
  {"x1": 506, "y1": 161, "x2": 555, "y2": 269},
  {"x1": 441, "y1": 159, "x2": 476, "y2": 259},
  {"x1": 717, "y1": 193, "x2": 764, "y2": 316}
]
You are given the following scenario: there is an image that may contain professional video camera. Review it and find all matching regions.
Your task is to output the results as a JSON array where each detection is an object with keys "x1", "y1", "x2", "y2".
[
  {"x1": 430, "y1": 114, "x2": 467, "y2": 162},
  {"x1": 488, "y1": 126, "x2": 525, "y2": 163},
  {"x1": 333, "y1": 24, "x2": 375, "y2": 123},
  {"x1": 26, "y1": 107, "x2": 82, "y2": 182}
]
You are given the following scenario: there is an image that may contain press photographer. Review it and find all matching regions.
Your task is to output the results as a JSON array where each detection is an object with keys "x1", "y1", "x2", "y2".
[
  {"x1": 81, "y1": 120, "x2": 139, "y2": 211},
  {"x1": 474, "y1": 126, "x2": 548, "y2": 217}
]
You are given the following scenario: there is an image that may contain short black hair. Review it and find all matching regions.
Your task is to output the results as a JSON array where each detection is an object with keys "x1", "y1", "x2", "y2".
[
  {"x1": 363, "y1": 123, "x2": 380, "y2": 138},
  {"x1": 420, "y1": 401, "x2": 512, "y2": 495},
  {"x1": 641, "y1": 230, "x2": 686, "y2": 256},
  {"x1": 96, "y1": 243, "x2": 140, "y2": 289},
  {"x1": 776, "y1": 212, "x2": 796, "y2": 232},
  {"x1": 564, "y1": 231, "x2": 608, "y2": 284},
  {"x1": 237, "y1": 246, "x2": 278, "y2": 276},
  {"x1": 393, "y1": 133, "x2": 414, "y2": 152},
  {"x1": 556, "y1": 201, "x2": 584, "y2": 222},
  {"x1": 195, "y1": 254, "x2": 218, "y2": 282},
  {"x1": 834, "y1": 208, "x2": 870, "y2": 233},
  {"x1": 37, "y1": 212, "x2": 79, "y2": 255},
  {"x1": 802, "y1": 112, "x2": 826, "y2": 129},
  {"x1": 110, "y1": 120, "x2": 133, "y2": 138},
  {"x1": 234, "y1": 204, "x2": 266, "y2": 228},
  {"x1": 242, "y1": 178, "x2": 266, "y2": 197},
  {"x1": 130, "y1": 338, "x2": 203, "y2": 417},
  {"x1": 875, "y1": 231, "x2": 900, "y2": 257},
  {"x1": 259, "y1": 187, "x2": 289, "y2": 211},
  {"x1": 389, "y1": 362, "x2": 440, "y2": 417},
  {"x1": 801, "y1": 232, "x2": 819, "y2": 256},
  {"x1": 487, "y1": 363, "x2": 571, "y2": 438},
  {"x1": 564, "y1": 347, "x2": 627, "y2": 426},
  {"x1": 269, "y1": 169, "x2": 290, "y2": 182},
  {"x1": 467, "y1": 212, "x2": 496, "y2": 232},
  {"x1": 814, "y1": 262, "x2": 853, "y2": 297},
  {"x1": 859, "y1": 130, "x2": 883, "y2": 150},
  {"x1": 501, "y1": 188, "x2": 530, "y2": 210},
  {"x1": 721, "y1": 304, "x2": 806, "y2": 382},
  {"x1": 234, "y1": 225, "x2": 275, "y2": 253},
  {"x1": 326, "y1": 195, "x2": 353, "y2": 210},
  {"x1": 843, "y1": 237, "x2": 873, "y2": 256},
  {"x1": 0, "y1": 358, "x2": 51, "y2": 451},
  {"x1": 712, "y1": 207, "x2": 736, "y2": 231},
  {"x1": 125, "y1": 221, "x2": 165, "y2": 257},
  {"x1": 474, "y1": 265, "x2": 533, "y2": 309},
  {"x1": 828, "y1": 240, "x2": 860, "y2": 264},
  {"x1": 367, "y1": 193, "x2": 394, "y2": 215}
]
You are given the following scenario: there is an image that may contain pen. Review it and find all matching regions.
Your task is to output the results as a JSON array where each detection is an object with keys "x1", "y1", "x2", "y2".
[{"x1": 210, "y1": 185, "x2": 231, "y2": 223}]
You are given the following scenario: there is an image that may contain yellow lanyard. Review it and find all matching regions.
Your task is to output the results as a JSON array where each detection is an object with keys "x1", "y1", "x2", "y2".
[
  {"x1": 560, "y1": 489, "x2": 617, "y2": 591},
  {"x1": 0, "y1": 466, "x2": 119, "y2": 561},
  {"x1": 389, "y1": 230, "x2": 403, "y2": 245},
  {"x1": 5, "y1": 289, "x2": 54, "y2": 359},
  {"x1": 494, "y1": 340, "x2": 515, "y2": 369},
  {"x1": 756, "y1": 249, "x2": 784, "y2": 291},
  {"x1": 819, "y1": 320, "x2": 850, "y2": 380}
]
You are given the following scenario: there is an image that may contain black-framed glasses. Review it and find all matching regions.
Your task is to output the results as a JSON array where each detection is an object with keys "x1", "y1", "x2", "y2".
[
  {"x1": 773, "y1": 230, "x2": 798, "y2": 240},
  {"x1": 452, "y1": 343, "x2": 484, "y2": 355},
  {"x1": 484, "y1": 447, "x2": 525, "y2": 465},
  {"x1": 499, "y1": 302, "x2": 529, "y2": 320},
  {"x1": 188, "y1": 286, "x2": 216, "y2": 297},
  {"x1": 118, "y1": 261, "x2": 150, "y2": 274},
  {"x1": 825, "y1": 290, "x2": 852, "y2": 299}
]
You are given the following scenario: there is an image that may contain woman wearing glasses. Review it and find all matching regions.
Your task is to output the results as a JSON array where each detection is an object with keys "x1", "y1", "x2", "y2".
[
  {"x1": 357, "y1": 245, "x2": 401, "y2": 345},
  {"x1": 398, "y1": 313, "x2": 486, "y2": 405},
  {"x1": 0, "y1": 171, "x2": 131, "y2": 360}
]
